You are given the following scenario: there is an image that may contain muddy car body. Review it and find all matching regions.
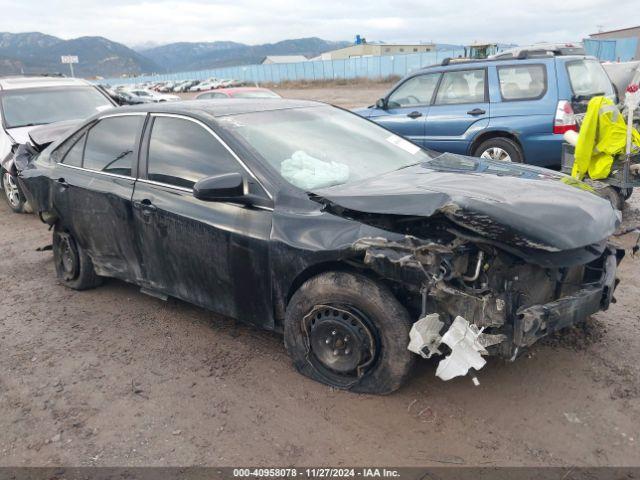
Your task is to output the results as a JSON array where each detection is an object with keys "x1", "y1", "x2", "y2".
[{"x1": 18, "y1": 99, "x2": 622, "y2": 393}]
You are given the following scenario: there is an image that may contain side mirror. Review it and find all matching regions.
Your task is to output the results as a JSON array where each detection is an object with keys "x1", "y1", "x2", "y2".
[
  {"x1": 375, "y1": 97, "x2": 387, "y2": 109},
  {"x1": 193, "y1": 172, "x2": 245, "y2": 201}
]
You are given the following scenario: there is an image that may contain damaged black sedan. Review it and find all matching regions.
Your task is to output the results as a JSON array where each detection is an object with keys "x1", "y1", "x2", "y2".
[{"x1": 18, "y1": 100, "x2": 622, "y2": 394}]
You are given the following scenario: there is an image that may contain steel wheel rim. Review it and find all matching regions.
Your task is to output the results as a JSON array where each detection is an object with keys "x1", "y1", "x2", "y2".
[
  {"x1": 303, "y1": 304, "x2": 377, "y2": 383},
  {"x1": 480, "y1": 147, "x2": 512, "y2": 162},
  {"x1": 57, "y1": 234, "x2": 79, "y2": 281},
  {"x1": 3, "y1": 173, "x2": 21, "y2": 208}
]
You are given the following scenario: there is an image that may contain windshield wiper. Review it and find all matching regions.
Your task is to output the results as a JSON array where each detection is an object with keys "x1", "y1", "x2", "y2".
[{"x1": 393, "y1": 162, "x2": 424, "y2": 172}]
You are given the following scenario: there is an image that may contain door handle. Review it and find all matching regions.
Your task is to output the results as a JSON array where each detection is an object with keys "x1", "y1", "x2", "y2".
[
  {"x1": 407, "y1": 111, "x2": 423, "y2": 119},
  {"x1": 467, "y1": 108, "x2": 486, "y2": 116},
  {"x1": 133, "y1": 199, "x2": 157, "y2": 213},
  {"x1": 57, "y1": 177, "x2": 69, "y2": 189}
]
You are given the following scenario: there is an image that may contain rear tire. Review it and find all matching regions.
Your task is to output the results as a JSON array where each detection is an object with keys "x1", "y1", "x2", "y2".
[
  {"x1": 284, "y1": 271, "x2": 415, "y2": 394},
  {"x1": 52, "y1": 226, "x2": 103, "y2": 290},
  {"x1": 474, "y1": 137, "x2": 524, "y2": 163}
]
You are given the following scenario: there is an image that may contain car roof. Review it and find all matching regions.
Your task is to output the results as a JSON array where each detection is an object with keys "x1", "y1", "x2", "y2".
[
  {"x1": 112, "y1": 98, "x2": 321, "y2": 117},
  {"x1": 0, "y1": 75, "x2": 93, "y2": 91},
  {"x1": 415, "y1": 54, "x2": 592, "y2": 73},
  {"x1": 217, "y1": 87, "x2": 274, "y2": 94}
]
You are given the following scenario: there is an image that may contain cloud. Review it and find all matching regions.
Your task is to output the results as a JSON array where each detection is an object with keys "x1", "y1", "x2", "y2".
[{"x1": 0, "y1": 0, "x2": 637, "y2": 47}]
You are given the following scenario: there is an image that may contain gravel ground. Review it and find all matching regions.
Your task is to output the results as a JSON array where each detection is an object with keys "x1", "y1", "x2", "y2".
[{"x1": 1, "y1": 86, "x2": 639, "y2": 467}]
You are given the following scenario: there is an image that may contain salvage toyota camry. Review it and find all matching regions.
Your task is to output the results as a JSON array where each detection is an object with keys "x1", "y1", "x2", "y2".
[{"x1": 17, "y1": 99, "x2": 623, "y2": 394}]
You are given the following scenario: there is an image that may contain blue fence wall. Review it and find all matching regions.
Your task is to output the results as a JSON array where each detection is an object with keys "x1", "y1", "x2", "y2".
[
  {"x1": 101, "y1": 49, "x2": 466, "y2": 86},
  {"x1": 584, "y1": 38, "x2": 638, "y2": 62}
]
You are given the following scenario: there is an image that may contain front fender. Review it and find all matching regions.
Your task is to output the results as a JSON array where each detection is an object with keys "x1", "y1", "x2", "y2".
[{"x1": 1, "y1": 144, "x2": 17, "y2": 175}]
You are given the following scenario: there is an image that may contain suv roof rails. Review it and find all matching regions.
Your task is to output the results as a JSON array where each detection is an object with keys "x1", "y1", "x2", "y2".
[{"x1": 425, "y1": 47, "x2": 586, "y2": 71}]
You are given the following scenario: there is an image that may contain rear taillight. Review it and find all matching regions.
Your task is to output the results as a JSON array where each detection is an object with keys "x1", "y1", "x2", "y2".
[{"x1": 553, "y1": 100, "x2": 578, "y2": 134}]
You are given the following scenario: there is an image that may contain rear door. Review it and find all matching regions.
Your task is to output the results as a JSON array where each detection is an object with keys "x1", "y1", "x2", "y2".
[
  {"x1": 368, "y1": 72, "x2": 440, "y2": 146},
  {"x1": 425, "y1": 68, "x2": 490, "y2": 153},
  {"x1": 52, "y1": 113, "x2": 146, "y2": 282},
  {"x1": 132, "y1": 114, "x2": 274, "y2": 327}
]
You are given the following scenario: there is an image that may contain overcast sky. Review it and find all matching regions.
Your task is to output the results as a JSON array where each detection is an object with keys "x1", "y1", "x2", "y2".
[{"x1": 0, "y1": 0, "x2": 637, "y2": 47}]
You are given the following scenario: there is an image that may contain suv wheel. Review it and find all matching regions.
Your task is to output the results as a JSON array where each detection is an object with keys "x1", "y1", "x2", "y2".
[
  {"x1": 2, "y1": 170, "x2": 27, "y2": 213},
  {"x1": 284, "y1": 271, "x2": 415, "y2": 394},
  {"x1": 474, "y1": 137, "x2": 524, "y2": 163}
]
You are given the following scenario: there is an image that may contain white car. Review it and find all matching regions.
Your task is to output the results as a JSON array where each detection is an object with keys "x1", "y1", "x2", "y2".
[
  {"x1": 218, "y1": 79, "x2": 234, "y2": 88},
  {"x1": 190, "y1": 80, "x2": 219, "y2": 92},
  {"x1": 0, "y1": 76, "x2": 116, "y2": 212},
  {"x1": 126, "y1": 89, "x2": 180, "y2": 102}
]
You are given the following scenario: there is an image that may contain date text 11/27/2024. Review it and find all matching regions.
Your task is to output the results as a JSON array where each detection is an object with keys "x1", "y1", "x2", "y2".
[{"x1": 232, "y1": 468, "x2": 400, "y2": 478}]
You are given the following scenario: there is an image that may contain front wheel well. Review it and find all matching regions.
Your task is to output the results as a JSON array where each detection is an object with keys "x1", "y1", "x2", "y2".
[
  {"x1": 279, "y1": 260, "x2": 419, "y2": 330},
  {"x1": 285, "y1": 261, "x2": 361, "y2": 308},
  {"x1": 469, "y1": 131, "x2": 523, "y2": 156}
]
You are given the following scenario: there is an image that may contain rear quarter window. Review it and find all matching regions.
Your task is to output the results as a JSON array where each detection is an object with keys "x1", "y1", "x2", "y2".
[
  {"x1": 497, "y1": 64, "x2": 547, "y2": 101},
  {"x1": 61, "y1": 133, "x2": 86, "y2": 167},
  {"x1": 566, "y1": 59, "x2": 614, "y2": 97}
]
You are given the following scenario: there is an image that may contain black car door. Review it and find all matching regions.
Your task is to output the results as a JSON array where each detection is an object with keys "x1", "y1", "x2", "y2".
[
  {"x1": 52, "y1": 113, "x2": 147, "y2": 282},
  {"x1": 132, "y1": 113, "x2": 274, "y2": 328}
]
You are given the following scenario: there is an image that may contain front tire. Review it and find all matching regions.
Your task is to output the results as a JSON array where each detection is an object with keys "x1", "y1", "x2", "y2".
[
  {"x1": 2, "y1": 170, "x2": 27, "y2": 213},
  {"x1": 284, "y1": 271, "x2": 415, "y2": 394},
  {"x1": 52, "y1": 226, "x2": 103, "y2": 290},
  {"x1": 474, "y1": 137, "x2": 524, "y2": 163}
]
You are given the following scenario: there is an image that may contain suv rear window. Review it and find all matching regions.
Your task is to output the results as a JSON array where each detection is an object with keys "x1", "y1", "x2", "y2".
[
  {"x1": 566, "y1": 59, "x2": 614, "y2": 97},
  {"x1": 434, "y1": 69, "x2": 486, "y2": 105},
  {"x1": 498, "y1": 64, "x2": 546, "y2": 100}
]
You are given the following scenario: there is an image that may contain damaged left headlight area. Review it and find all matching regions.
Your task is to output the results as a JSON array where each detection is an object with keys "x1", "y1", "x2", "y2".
[{"x1": 352, "y1": 235, "x2": 621, "y2": 382}]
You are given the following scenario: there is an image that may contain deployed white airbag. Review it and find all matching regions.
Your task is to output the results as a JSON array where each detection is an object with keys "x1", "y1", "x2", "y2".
[{"x1": 281, "y1": 151, "x2": 349, "y2": 190}]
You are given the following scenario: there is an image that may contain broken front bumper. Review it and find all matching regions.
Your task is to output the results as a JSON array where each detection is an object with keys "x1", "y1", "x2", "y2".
[{"x1": 513, "y1": 246, "x2": 619, "y2": 349}]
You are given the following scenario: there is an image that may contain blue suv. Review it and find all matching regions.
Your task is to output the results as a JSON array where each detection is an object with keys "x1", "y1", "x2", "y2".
[{"x1": 355, "y1": 54, "x2": 615, "y2": 167}]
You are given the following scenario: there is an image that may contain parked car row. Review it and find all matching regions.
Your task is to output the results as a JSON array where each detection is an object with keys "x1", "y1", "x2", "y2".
[
  {"x1": 0, "y1": 65, "x2": 626, "y2": 393},
  {"x1": 108, "y1": 78, "x2": 247, "y2": 95}
]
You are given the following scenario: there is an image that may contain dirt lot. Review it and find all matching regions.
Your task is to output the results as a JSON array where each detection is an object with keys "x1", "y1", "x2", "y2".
[{"x1": 1, "y1": 86, "x2": 640, "y2": 467}]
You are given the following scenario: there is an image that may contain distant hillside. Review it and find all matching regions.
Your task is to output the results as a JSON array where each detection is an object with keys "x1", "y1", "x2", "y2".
[
  {"x1": 141, "y1": 37, "x2": 351, "y2": 71},
  {"x1": 0, "y1": 32, "x2": 162, "y2": 77},
  {"x1": 0, "y1": 32, "x2": 351, "y2": 77}
]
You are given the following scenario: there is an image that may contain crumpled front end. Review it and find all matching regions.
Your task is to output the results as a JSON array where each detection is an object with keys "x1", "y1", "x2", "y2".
[{"x1": 352, "y1": 234, "x2": 622, "y2": 381}]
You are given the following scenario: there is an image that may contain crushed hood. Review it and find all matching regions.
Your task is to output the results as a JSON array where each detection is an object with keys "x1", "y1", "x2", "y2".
[
  {"x1": 5, "y1": 126, "x2": 34, "y2": 144},
  {"x1": 27, "y1": 120, "x2": 79, "y2": 149},
  {"x1": 312, "y1": 154, "x2": 619, "y2": 253}
]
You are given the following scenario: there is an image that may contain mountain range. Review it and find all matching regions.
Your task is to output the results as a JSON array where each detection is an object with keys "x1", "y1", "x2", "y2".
[
  {"x1": 139, "y1": 38, "x2": 350, "y2": 72},
  {"x1": 0, "y1": 32, "x2": 350, "y2": 78}
]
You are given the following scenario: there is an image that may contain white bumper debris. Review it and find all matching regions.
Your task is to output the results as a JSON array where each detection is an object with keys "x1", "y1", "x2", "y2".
[
  {"x1": 435, "y1": 316, "x2": 488, "y2": 381},
  {"x1": 407, "y1": 313, "x2": 444, "y2": 359}
]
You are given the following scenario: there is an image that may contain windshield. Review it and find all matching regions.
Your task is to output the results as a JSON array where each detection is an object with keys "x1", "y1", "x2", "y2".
[
  {"x1": 566, "y1": 59, "x2": 614, "y2": 97},
  {"x1": 219, "y1": 106, "x2": 432, "y2": 190},
  {"x1": 1, "y1": 87, "x2": 113, "y2": 129}
]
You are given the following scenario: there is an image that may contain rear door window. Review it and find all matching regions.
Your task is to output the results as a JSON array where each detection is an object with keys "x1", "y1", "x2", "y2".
[
  {"x1": 566, "y1": 59, "x2": 614, "y2": 97},
  {"x1": 435, "y1": 69, "x2": 486, "y2": 105},
  {"x1": 83, "y1": 115, "x2": 144, "y2": 176},
  {"x1": 146, "y1": 116, "x2": 240, "y2": 188},
  {"x1": 497, "y1": 64, "x2": 547, "y2": 100},
  {"x1": 387, "y1": 73, "x2": 440, "y2": 107}
]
